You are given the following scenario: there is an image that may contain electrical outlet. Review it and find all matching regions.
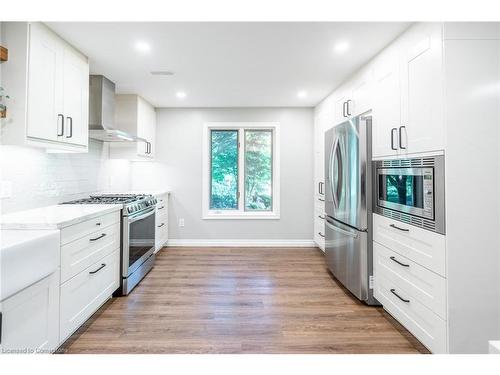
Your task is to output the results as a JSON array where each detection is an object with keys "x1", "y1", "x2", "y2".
[
  {"x1": 179, "y1": 218, "x2": 185, "y2": 227},
  {"x1": 0, "y1": 181, "x2": 12, "y2": 199}
]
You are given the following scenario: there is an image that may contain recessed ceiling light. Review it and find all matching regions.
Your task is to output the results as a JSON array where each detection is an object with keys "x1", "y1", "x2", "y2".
[
  {"x1": 151, "y1": 71, "x2": 174, "y2": 76},
  {"x1": 297, "y1": 90, "x2": 308, "y2": 99},
  {"x1": 334, "y1": 41, "x2": 350, "y2": 54},
  {"x1": 176, "y1": 91, "x2": 187, "y2": 99},
  {"x1": 135, "y1": 41, "x2": 151, "y2": 53}
]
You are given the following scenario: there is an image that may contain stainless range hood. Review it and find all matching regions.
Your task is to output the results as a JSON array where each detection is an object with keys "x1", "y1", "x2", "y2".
[{"x1": 88, "y1": 75, "x2": 146, "y2": 142}]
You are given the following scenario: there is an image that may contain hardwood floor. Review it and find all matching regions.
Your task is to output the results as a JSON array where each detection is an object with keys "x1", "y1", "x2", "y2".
[{"x1": 62, "y1": 247, "x2": 428, "y2": 354}]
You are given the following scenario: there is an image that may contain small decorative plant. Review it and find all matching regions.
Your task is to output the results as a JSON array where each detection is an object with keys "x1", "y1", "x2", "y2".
[{"x1": 0, "y1": 86, "x2": 10, "y2": 117}]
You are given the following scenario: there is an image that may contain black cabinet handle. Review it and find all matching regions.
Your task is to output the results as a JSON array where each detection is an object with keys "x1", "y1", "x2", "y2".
[
  {"x1": 158, "y1": 223, "x2": 165, "y2": 228},
  {"x1": 399, "y1": 126, "x2": 406, "y2": 149},
  {"x1": 318, "y1": 232, "x2": 325, "y2": 238},
  {"x1": 390, "y1": 288, "x2": 410, "y2": 303},
  {"x1": 390, "y1": 256, "x2": 410, "y2": 267},
  {"x1": 390, "y1": 223, "x2": 410, "y2": 232},
  {"x1": 158, "y1": 206, "x2": 165, "y2": 210},
  {"x1": 66, "y1": 116, "x2": 73, "y2": 138},
  {"x1": 318, "y1": 198, "x2": 325, "y2": 202},
  {"x1": 89, "y1": 233, "x2": 106, "y2": 242},
  {"x1": 57, "y1": 114, "x2": 65, "y2": 136},
  {"x1": 318, "y1": 215, "x2": 325, "y2": 220},
  {"x1": 342, "y1": 101, "x2": 347, "y2": 118},
  {"x1": 95, "y1": 222, "x2": 101, "y2": 226},
  {"x1": 391, "y1": 128, "x2": 398, "y2": 150},
  {"x1": 89, "y1": 263, "x2": 106, "y2": 275},
  {"x1": 318, "y1": 182, "x2": 325, "y2": 195},
  {"x1": 346, "y1": 99, "x2": 352, "y2": 116}
]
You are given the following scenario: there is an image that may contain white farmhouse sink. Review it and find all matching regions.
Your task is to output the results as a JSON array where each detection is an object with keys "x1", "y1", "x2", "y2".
[{"x1": 0, "y1": 229, "x2": 60, "y2": 301}]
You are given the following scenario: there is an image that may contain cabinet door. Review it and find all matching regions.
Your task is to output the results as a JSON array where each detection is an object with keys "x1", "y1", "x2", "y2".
[
  {"x1": 147, "y1": 106, "x2": 156, "y2": 158},
  {"x1": 333, "y1": 89, "x2": 348, "y2": 126},
  {"x1": 26, "y1": 23, "x2": 63, "y2": 142},
  {"x1": 399, "y1": 23, "x2": 444, "y2": 155},
  {"x1": 0, "y1": 272, "x2": 60, "y2": 353},
  {"x1": 62, "y1": 46, "x2": 89, "y2": 147},
  {"x1": 372, "y1": 44, "x2": 401, "y2": 158},
  {"x1": 349, "y1": 67, "x2": 373, "y2": 117},
  {"x1": 136, "y1": 97, "x2": 152, "y2": 157}
]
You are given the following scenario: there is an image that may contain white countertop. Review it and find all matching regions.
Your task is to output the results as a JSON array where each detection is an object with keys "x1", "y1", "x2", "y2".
[{"x1": 0, "y1": 204, "x2": 122, "y2": 230}]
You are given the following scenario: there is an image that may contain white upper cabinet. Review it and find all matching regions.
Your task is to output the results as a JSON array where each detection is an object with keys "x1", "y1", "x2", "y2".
[
  {"x1": 25, "y1": 23, "x2": 62, "y2": 143},
  {"x1": 372, "y1": 23, "x2": 445, "y2": 158},
  {"x1": 372, "y1": 43, "x2": 402, "y2": 158},
  {"x1": 61, "y1": 46, "x2": 89, "y2": 147},
  {"x1": 399, "y1": 23, "x2": 444, "y2": 155},
  {"x1": 110, "y1": 94, "x2": 156, "y2": 160},
  {"x1": 349, "y1": 66, "x2": 373, "y2": 118},
  {"x1": 2, "y1": 22, "x2": 89, "y2": 152}
]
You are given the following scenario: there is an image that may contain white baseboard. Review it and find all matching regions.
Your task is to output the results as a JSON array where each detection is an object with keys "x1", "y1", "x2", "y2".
[{"x1": 166, "y1": 239, "x2": 316, "y2": 247}]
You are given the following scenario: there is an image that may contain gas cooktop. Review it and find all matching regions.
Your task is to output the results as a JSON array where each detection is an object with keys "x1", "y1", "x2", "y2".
[
  {"x1": 61, "y1": 194, "x2": 157, "y2": 215},
  {"x1": 62, "y1": 194, "x2": 148, "y2": 205}
]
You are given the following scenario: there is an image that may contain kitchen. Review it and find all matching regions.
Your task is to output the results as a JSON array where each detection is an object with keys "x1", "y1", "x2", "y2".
[{"x1": 1, "y1": 4, "x2": 500, "y2": 370}]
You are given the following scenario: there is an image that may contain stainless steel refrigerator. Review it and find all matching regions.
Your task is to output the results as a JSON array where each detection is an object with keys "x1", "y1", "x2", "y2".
[{"x1": 324, "y1": 113, "x2": 377, "y2": 305}]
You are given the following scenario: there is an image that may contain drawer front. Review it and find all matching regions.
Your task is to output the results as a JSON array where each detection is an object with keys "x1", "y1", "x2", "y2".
[
  {"x1": 314, "y1": 217, "x2": 325, "y2": 251},
  {"x1": 155, "y1": 194, "x2": 168, "y2": 217},
  {"x1": 373, "y1": 214, "x2": 446, "y2": 276},
  {"x1": 155, "y1": 221, "x2": 168, "y2": 252},
  {"x1": 61, "y1": 211, "x2": 120, "y2": 245},
  {"x1": 60, "y1": 250, "x2": 120, "y2": 342},
  {"x1": 374, "y1": 242, "x2": 446, "y2": 319},
  {"x1": 374, "y1": 265, "x2": 447, "y2": 353},
  {"x1": 61, "y1": 222, "x2": 120, "y2": 283}
]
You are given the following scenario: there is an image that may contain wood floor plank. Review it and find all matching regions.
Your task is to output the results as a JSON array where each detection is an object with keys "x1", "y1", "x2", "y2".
[{"x1": 61, "y1": 247, "x2": 429, "y2": 354}]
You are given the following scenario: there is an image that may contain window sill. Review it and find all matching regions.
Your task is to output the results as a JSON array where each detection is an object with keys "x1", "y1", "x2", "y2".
[{"x1": 203, "y1": 212, "x2": 280, "y2": 220}]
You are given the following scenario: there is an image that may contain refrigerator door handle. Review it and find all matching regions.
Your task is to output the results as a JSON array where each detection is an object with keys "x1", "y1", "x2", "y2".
[
  {"x1": 328, "y1": 137, "x2": 338, "y2": 208},
  {"x1": 325, "y1": 218, "x2": 358, "y2": 239}
]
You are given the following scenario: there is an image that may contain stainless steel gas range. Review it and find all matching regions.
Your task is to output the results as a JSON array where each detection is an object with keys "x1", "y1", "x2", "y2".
[{"x1": 62, "y1": 194, "x2": 157, "y2": 295}]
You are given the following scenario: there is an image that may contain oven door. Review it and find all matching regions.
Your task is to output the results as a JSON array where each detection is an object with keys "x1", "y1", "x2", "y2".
[
  {"x1": 376, "y1": 167, "x2": 434, "y2": 220},
  {"x1": 122, "y1": 207, "x2": 156, "y2": 277}
]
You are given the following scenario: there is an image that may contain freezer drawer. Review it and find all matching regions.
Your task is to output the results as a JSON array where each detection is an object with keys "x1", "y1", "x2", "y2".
[{"x1": 325, "y1": 217, "x2": 369, "y2": 301}]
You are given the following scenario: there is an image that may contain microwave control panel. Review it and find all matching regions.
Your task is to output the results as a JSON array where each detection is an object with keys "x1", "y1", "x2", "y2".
[{"x1": 422, "y1": 170, "x2": 434, "y2": 219}]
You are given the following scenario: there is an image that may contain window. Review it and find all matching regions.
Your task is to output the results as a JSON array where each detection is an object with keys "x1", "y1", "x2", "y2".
[{"x1": 203, "y1": 122, "x2": 280, "y2": 219}]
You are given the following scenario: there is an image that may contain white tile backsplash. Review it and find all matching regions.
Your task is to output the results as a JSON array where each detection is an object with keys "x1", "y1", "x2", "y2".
[{"x1": 0, "y1": 140, "x2": 132, "y2": 214}]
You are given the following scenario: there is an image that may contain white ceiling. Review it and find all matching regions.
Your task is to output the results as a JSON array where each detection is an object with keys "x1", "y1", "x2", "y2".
[{"x1": 47, "y1": 22, "x2": 410, "y2": 108}]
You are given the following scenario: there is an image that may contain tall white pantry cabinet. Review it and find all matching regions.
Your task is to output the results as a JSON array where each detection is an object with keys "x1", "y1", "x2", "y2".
[{"x1": 313, "y1": 22, "x2": 500, "y2": 353}]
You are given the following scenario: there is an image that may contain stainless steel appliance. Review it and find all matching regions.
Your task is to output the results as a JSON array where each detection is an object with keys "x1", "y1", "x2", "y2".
[
  {"x1": 89, "y1": 75, "x2": 148, "y2": 143},
  {"x1": 374, "y1": 155, "x2": 445, "y2": 234},
  {"x1": 324, "y1": 113, "x2": 377, "y2": 305},
  {"x1": 62, "y1": 194, "x2": 157, "y2": 295}
]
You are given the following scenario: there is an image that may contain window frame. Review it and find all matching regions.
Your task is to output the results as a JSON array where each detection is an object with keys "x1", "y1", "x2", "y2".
[{"x1": 202, "y1": 122, "x2": 280, "y2": 220}]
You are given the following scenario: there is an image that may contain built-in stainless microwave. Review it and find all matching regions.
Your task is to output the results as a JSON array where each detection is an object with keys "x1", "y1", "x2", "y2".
[{"x1": 374, "y1": 155, "x2": 445, "y2": 234}]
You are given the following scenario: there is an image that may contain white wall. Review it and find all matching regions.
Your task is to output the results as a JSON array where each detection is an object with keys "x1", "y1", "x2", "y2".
[
  {"x1": 132, "y1": 107, "x2": 314, "y2": 242},
  {"x1": 0, "y1": 140, "x2": 131, "y2": 214}
]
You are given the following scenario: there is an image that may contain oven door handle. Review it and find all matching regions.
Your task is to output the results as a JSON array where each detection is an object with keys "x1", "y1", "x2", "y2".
[{"x1": 127, "y1": 207, "x2": 156, "y2": 223}]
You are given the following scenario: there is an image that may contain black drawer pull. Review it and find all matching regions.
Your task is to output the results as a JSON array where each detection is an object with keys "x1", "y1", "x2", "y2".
[
  {"x1": 318, "y1": 198, "x2": 325, "y2": 202},
  {"x1": 318, "y1": 232, "x2": 325, "y2": 238},
  {"x1": 158, "y1": 206, "x2": 165, "y2": 210},
  {"x1": 390, "y1": 288, "x2": 410, "y2": 303},
  {"x1": 390, "y1": 256, "x2": 410, "y2": 267},
  {"x1": 318, "y1": 215, "x2": 325, "y2": 220},
  {"x1": 89, "y1": 233, "x2": 106, "y2": 242},
  {"x1": 390, "y1": 224, "x2": 409, "y2": 232},
  {"x1": 89, "y1": 263, "x2": 106, "y2": 275},
  {"x1": 158, "y1": 223, "x2": 165, "y2": 228},
  {"x1": 95, "y1": 222, "x2": 101, "y2": 226}
]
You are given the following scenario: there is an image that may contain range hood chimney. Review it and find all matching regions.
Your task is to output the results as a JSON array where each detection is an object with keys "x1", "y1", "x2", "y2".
[{"x1": 88, "y1": 75, "x2": 145, "y2": 142}]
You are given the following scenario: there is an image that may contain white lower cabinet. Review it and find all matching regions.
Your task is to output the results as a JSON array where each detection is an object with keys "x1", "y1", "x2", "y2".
[
  {"x1": 0, "y1": 271, "x2": 60, "y2": 353},
  {"x1": 60, "y1": 250, "x2": 120, "y2": 342},
  {"x1": 373, "y1": 214, "x2": 446, "y2": 277},
  {"x1": 373, "y1": 214, "x2": 448, "y2": 353},
  {"x1": 154, "y1": 193, "x2": 169, "y2": 253},
  {"x1": 374, "y1": 260, "x2": 447, "y2": 354}
]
